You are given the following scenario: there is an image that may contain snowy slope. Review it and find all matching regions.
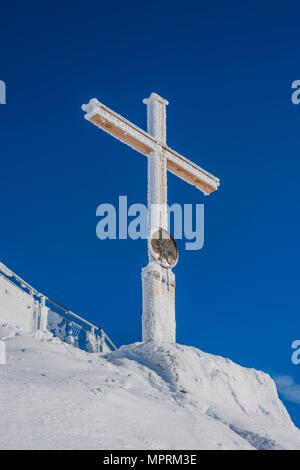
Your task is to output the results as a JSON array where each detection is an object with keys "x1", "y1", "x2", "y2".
[{"x1": 0, "y1": 324, "x2": 299, "y2": 450}]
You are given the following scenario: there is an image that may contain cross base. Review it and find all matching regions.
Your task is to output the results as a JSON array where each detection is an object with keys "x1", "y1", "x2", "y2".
[{"x1": 142, "y1": 262, "x2": 176, "y2": 343}]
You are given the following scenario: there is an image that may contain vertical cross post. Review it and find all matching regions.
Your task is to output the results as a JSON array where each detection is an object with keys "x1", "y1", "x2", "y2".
[
  {"x1": 143, "y1": 93, "x2": 169, "y2": 251},
  {"x1": 82, "y1": 92, "x2": 220, "y2": 345},
  {"x1": 142, "y1": 93, "x2": 176, "y2": 343}
]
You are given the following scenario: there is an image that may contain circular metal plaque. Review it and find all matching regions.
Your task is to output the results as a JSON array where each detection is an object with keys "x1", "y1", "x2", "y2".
[{"x1": 150, "y1": 228, "x2": 178, "y2": 269}]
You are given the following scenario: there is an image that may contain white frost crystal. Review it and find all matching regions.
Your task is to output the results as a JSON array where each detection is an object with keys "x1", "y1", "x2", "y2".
[{"x1": 142, "y1": 263, "x2": 176, "y2": 342}]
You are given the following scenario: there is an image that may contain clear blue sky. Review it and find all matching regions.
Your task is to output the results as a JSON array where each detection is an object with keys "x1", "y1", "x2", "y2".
[{"x1": 1, "y1": 1, "x2": 300, "y2": 426}]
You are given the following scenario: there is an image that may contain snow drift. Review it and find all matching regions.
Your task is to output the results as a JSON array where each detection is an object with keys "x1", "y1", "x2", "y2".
[{"x1": 0, "y1": 324, "x2": 299, "y2": 450}]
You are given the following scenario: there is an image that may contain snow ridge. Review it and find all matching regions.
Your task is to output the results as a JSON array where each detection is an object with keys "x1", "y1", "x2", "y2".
[
  {"x1": 105, "y1": 341, "x2": 300, "y2": 450},
  {"x1": 1, "y1": 325, "x2": 300, "y2": 450}
]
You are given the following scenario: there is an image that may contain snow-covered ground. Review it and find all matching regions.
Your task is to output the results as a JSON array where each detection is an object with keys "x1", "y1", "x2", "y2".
[{"x1": 0, "y1": 324, "x2": 299, "y2": 450}]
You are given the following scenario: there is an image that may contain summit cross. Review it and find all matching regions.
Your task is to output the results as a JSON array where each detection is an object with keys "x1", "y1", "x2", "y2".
[{"x1": 82, "y1": 93, "x2": 220, "y2": 343}]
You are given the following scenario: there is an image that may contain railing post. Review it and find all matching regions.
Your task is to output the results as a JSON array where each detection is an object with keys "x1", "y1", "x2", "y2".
[
  {"x1": 96, "y1": 334, "x2": 101, "y2": 353},
  {"x1": 0, "y1": 341, "x2": 6, "y2": 365},
  {"x1": 66, "y1": 323, "x2": 75, "y2": 345},
  {"x1": 38, "y1": 295, "x2": 48, "y2": 331},
  {"x1": 100, "y1": 331, "x2": 105, "y2": 352},
  {"x1": 32, "y1": 299, "x2": 40, "y2": 333},
  {"x1": 85, "y1": 328, "x2": 98, "y2": 353}
]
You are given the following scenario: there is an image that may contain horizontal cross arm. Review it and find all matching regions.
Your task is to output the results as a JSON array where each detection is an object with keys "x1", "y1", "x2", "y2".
[
  {"x1": 82, "y1": 99, "x2": 220, "y2": 195},
  {"x1": 164, "y1": 147, "x2": 219, "y2": 195},
  {"x1": 82, "y1": 98, "x2": 155, "y2": 155}
]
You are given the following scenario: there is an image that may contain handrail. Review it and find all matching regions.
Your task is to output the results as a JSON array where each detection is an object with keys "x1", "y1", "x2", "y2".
[
  {"x1": 46, "y1": 296, "x2": 117, "y2": 349},
  {"x1": 0, "y1": 261, "x2": 117, "y2": 350},
  {"x1": 45, "y1": 297, "x2": 102, "y2": 332},
  {"x1": 102, "y1": 332, "x2": 117, "y2": 351}
]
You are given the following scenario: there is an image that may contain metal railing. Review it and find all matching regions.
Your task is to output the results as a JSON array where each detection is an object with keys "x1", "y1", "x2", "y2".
[{"x1": 0, "y1": 261, "x2": 117, "y2": 352}]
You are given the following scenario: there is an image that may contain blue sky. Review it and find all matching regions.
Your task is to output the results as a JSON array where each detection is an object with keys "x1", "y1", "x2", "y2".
[{"x1": 1, "y1": 1, "x2": 300, "y2": 425}]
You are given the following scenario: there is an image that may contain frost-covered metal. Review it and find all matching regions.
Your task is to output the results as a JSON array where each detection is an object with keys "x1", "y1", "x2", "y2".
[
  {"x1": 82, "y1": 96, "x2": 220, "y2": 195},
  {"x1": 82, "y1": 93, "x2": 220, "y2": 343},
  {"x1": 0, "y1": 261, "x2": 116, "y2": 352}
]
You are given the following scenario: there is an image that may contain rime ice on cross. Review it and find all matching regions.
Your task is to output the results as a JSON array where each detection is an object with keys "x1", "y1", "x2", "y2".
[{"x1": 82, "y1": 93, "x2": 220, "y2": 343}]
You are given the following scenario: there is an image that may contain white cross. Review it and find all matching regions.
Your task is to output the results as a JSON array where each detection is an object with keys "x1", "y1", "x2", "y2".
[{"x1": 82, "y1": 93, "x2": 220, "y2": 343}]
